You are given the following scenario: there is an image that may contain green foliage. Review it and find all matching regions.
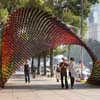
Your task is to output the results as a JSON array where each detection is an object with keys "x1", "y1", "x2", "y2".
[
  {"x1": 63, "y1": 0, "x2": 99, "y2": 18},
  {"x1": 0, "y1": 8, "x2": 8, "y2": 23},
  {"x1": 54, "y1": 46, "x2": 62, "y2": 56},
  {"x1": 16, "y1": 0, "x2": 30, "y2": 8},
  {"x1": 38, "y1": 0, "x2": 98, "y2": 36},
  {"x1": 54, "y1": 45, "x2": 69, "y2": 56},
  {"x1": 0, "y1": 0, "x2": 99, "y2": 25}
]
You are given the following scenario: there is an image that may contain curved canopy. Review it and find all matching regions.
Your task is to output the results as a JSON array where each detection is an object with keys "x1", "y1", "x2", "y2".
[{"x1": 1, "y1": 7, "x2": 97, "y2": 85}]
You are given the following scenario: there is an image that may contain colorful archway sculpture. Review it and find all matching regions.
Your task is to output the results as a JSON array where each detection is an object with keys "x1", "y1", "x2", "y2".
[{"x1": 0, "y1": 7, "x2": 100, "y2": 87}]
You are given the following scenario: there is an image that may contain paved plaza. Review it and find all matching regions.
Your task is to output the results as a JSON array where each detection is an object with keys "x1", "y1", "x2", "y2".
[{"x1": 0, "y1": 75, "x2": 100, "y2": 100}]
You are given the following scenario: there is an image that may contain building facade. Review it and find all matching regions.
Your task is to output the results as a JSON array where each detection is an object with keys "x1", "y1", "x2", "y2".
[{"x1": 88, "y1": 4, "x2": 100, "y2": 41}]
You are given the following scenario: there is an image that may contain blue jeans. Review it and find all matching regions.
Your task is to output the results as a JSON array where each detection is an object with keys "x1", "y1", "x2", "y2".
[{"x1": 25, "y1": 73, "x2": 30, "y2": 83}]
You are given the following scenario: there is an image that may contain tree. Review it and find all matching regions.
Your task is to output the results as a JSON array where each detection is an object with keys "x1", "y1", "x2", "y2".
[
  {"x1": 43, "y1": 52, "x2": 46, "y2": 75},
  {"x1": 0, "y1": 0, "x2": 99, "y2": 28},
  {"x1": 43, "y1": 0, "x2": 99, "y2": 36},
  {"x1": 50, "y1": 49, "x2": 54, "y2": 77}
]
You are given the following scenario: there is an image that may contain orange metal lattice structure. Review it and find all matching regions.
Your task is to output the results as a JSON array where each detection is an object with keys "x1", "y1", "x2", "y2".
[{"x1": 0, "y1": 7, "x2": 99, "y2": 87}]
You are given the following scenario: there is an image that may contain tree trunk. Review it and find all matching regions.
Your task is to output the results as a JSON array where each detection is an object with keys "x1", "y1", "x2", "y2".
[
  {"x1": 37, "y1": 55, "x2": 40, "y2": 75},
  {"x1": 31, "y1": 56, "x2": 35, "y2": 78},
  {"x1": 67, "y1": 45, "x2": 71, "y2": 60},
  {"x1": 50, "y1": 49, "x2": 54, "y2": 77},
  {"x1": 44, "y1": 53, "x2": 46, "y2": 75}
]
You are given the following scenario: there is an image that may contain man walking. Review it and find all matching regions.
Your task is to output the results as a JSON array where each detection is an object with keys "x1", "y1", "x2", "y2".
[{"x1": 59, "y1": 57, "x2": 69, "y2": 89}]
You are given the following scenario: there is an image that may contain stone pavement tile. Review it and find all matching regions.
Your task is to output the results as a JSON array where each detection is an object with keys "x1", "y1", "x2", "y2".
[
  {"x1": 13, "y1": 92, "x2": 39, "y2": 100},
  {"x1": 0, "y1": 89, "x2": 16, "y2": 100},
  {"x1": 72, "y1": 89, "x2": 100, "y2": 100},
  {"x1": 0, "y1": 76, "x2": 100, "y2": 100}
]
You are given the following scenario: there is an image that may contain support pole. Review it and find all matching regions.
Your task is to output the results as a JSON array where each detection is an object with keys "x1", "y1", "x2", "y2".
[
  {"x1": 31, "y1": 56, "x2": 35, "y2": 78},
  {"x1": 80, "y1": 0, "x2": 84, "y2": 79},
  {"x1": 68, "y1": 45, "x2": 71, "y2": 60}
]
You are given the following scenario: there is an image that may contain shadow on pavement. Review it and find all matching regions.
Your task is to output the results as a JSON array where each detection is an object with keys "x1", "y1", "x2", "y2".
[{"x1": 3, "y1": 83, "x2": 100, "y2": 90}]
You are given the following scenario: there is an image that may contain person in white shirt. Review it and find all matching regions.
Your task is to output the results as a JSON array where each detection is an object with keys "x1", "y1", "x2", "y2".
[
  {"x1": 69, "y1": 57, "x2": 76, "y2": 89},
  {"x1": 56, "y1": 64, "x2": 60, "y2": 82}
]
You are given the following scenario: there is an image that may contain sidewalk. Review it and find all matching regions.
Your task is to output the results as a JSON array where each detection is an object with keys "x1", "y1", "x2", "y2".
[{"x1": 0, "y1": 75, "x2": 100, "y2": 100}]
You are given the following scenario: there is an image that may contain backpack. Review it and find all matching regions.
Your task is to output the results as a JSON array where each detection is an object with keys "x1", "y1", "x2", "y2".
[{"x1": 56, "y1": 67, "x2": 60, "y2": 72}]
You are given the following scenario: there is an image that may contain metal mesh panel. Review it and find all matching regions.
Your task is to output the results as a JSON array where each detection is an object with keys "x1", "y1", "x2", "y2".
[{"x1": 0, "y1": 7, "x2": 99, "y2": 86}]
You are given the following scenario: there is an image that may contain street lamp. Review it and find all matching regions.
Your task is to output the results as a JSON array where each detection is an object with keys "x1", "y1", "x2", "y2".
[{"x1": 80, "y1": 0, "x2": 84, "y2": 79}]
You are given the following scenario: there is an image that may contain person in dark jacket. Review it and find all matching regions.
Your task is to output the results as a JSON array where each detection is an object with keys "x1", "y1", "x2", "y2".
[
  {"x1": 24, "y1": 61, "x2": 30, "y2": 83},
  {"x1": 59, "y1": 57, "x2": 69, "y2": 89}
]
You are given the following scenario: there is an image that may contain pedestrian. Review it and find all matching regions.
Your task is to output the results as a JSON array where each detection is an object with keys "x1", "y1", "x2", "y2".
[
  {"x1": 69, "y1": 57, "x2": 76, "y2": 89},
  {"x1": 59, "y1": 57, "x2": 69, "y2": 89},
  {"x1": 56, "y1": 64, "x2": 60, "y2": 82},
  {"x1": 24, "y1": 61, "x2": 30, "y2": 83}
]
